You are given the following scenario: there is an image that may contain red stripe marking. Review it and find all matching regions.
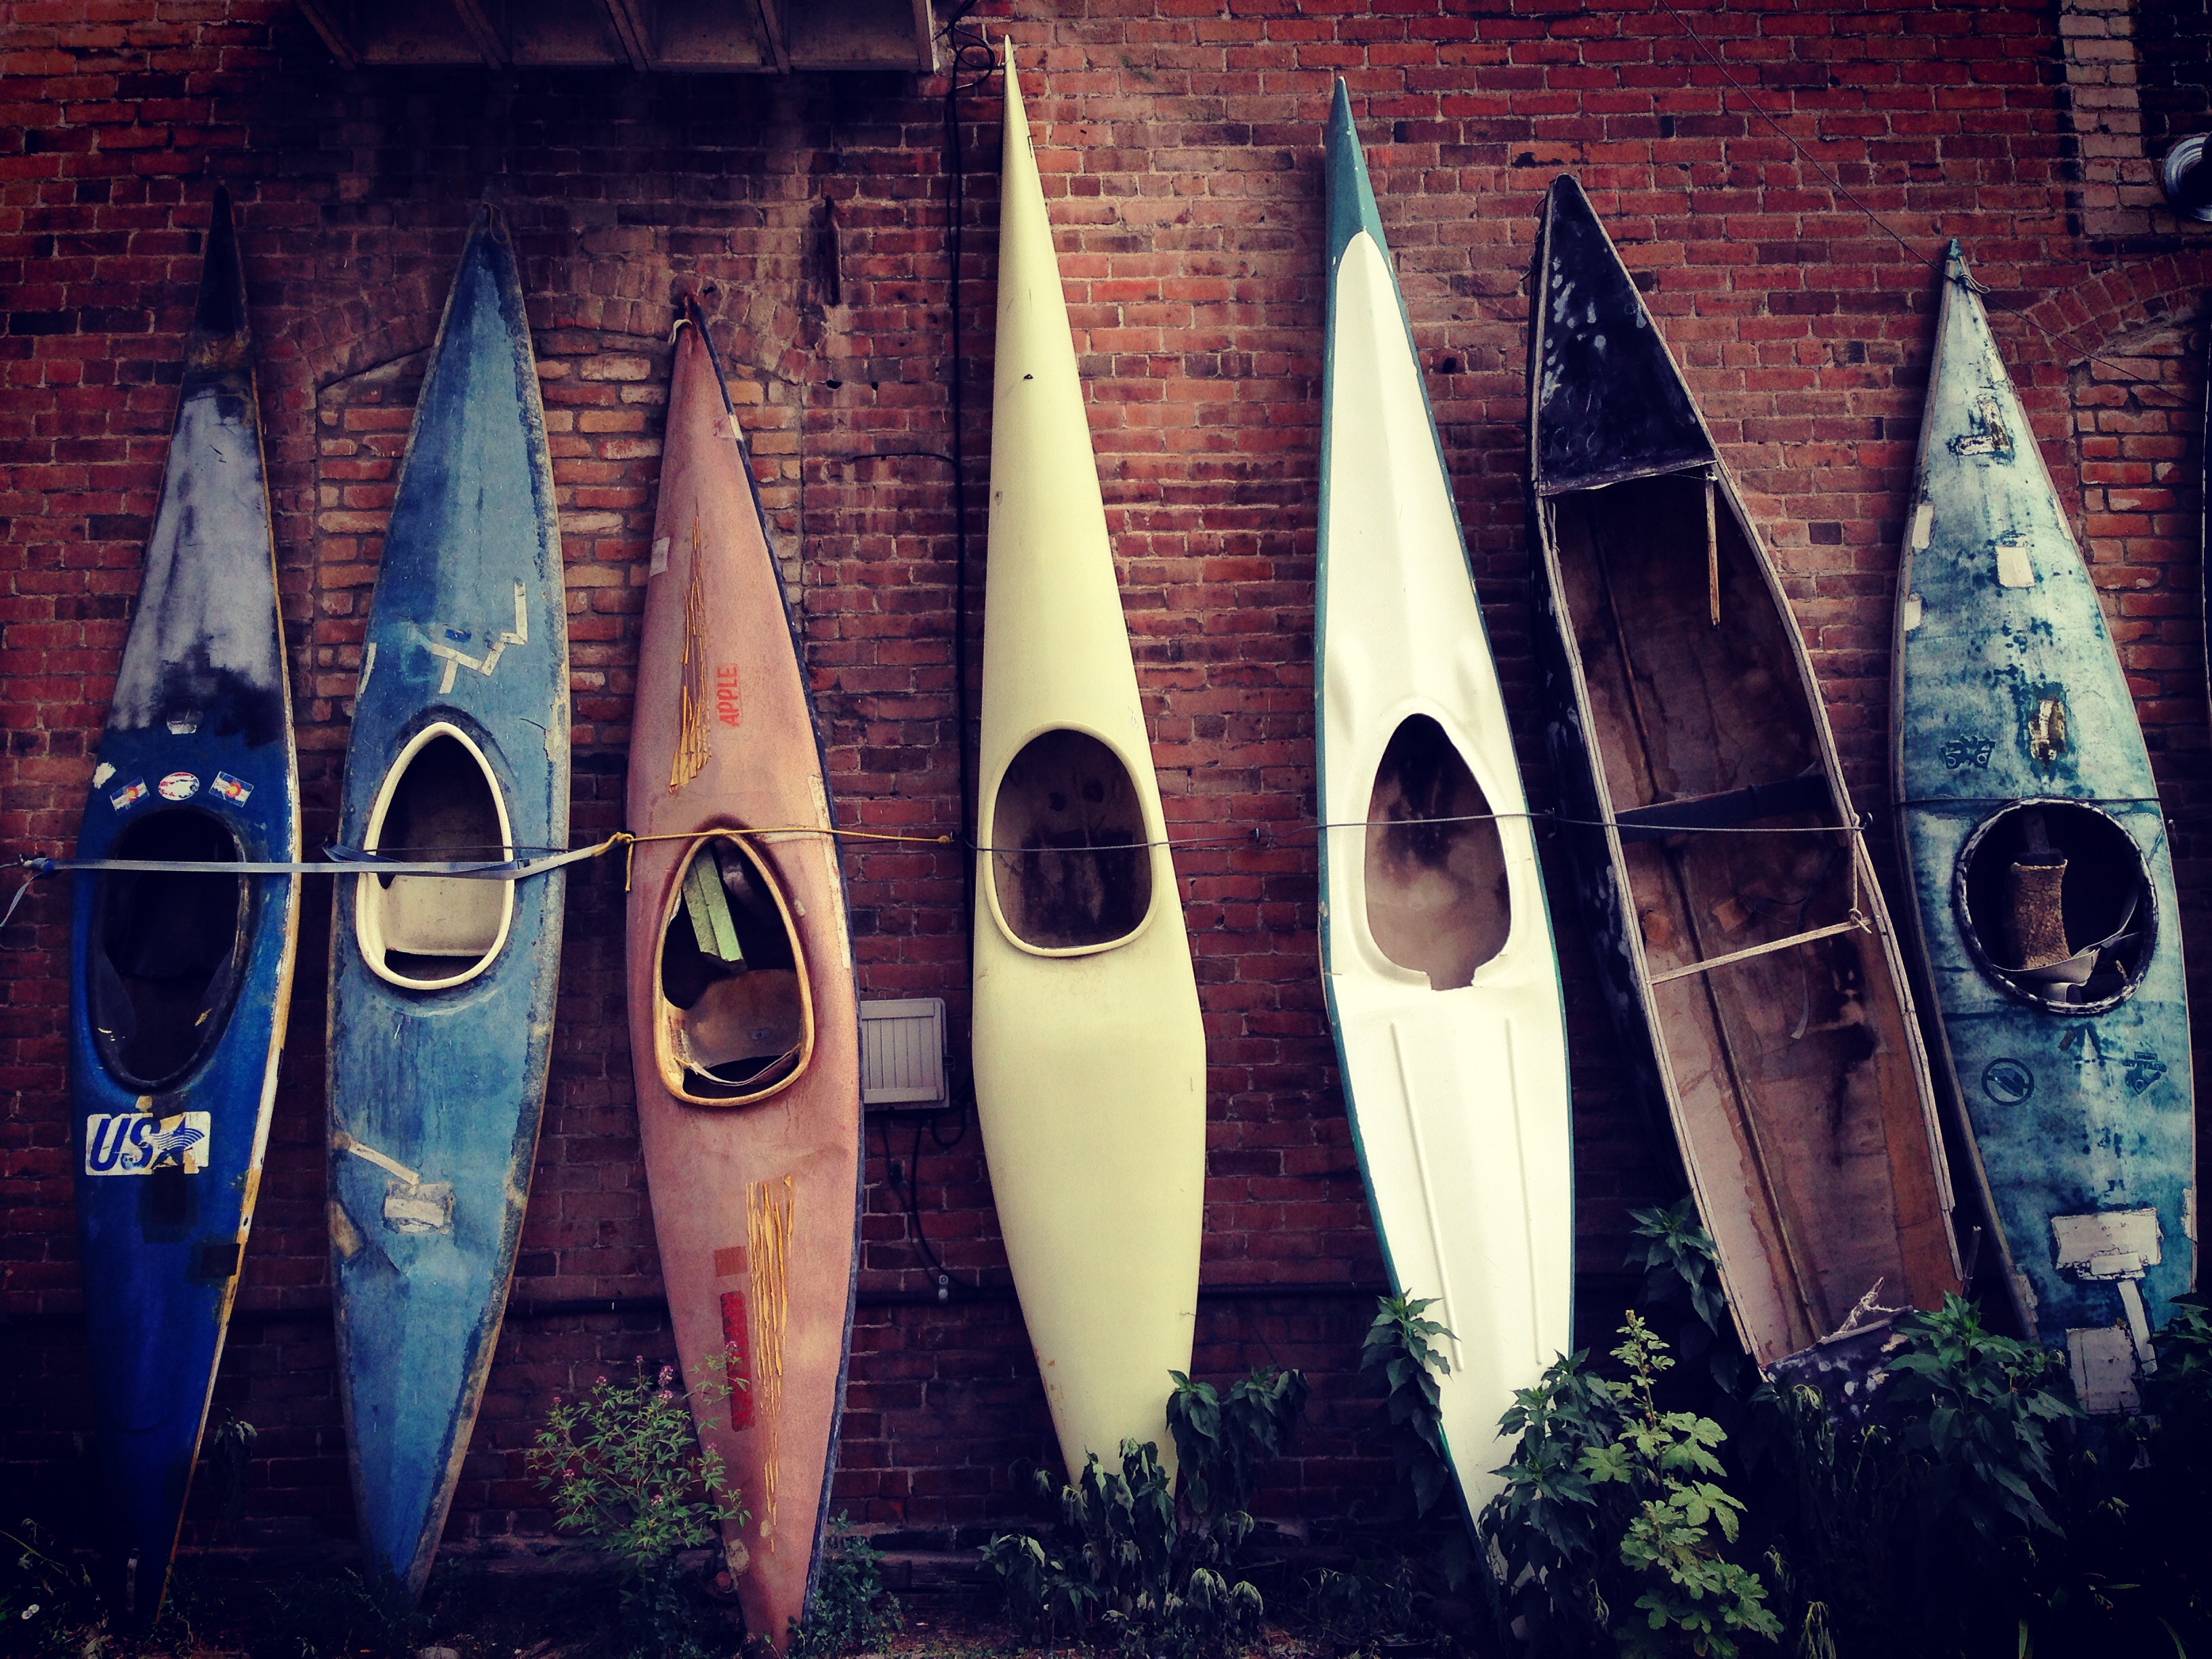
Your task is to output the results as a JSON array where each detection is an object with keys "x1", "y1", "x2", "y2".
[{"x1": 720, "y1": 1290, "x2": 754, "y2": 1429}]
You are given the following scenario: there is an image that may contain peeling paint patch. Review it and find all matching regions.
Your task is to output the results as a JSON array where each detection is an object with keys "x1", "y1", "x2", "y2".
[
  {"x1": 2069, "y1": 1325, "x2": 2141, "y2": 1412},
  {"x1": 1902, "y1": 592, "x2": 1923, "y2": 631},
  {"x1": 331, "y1": 1200, "x2": 364, "y2": 1259},
  {"x1": 383, "y1": 1179, "x2": 454, "y2": 1233},
  {"x1": 1910, "y1": 501, "x2": 1933, "y2": 552},
  {"x1": 1996, "y1": 535, "x2": 2034, "y2": 588},
  {"x1": 1949, "y1": 389, "x2": 2013, "y2": 458},
  {"x1": 2027, "y1": 692, "x2": 2070, "y2": 762}
]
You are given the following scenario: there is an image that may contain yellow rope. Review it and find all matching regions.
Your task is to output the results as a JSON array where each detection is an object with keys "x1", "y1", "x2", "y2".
[
  {"x1": 745, "y1": 1175, "x2": 794, "y2": 1548},
  {"x1": 611, "y1": 825, "x2": 954, "y2": 893}
]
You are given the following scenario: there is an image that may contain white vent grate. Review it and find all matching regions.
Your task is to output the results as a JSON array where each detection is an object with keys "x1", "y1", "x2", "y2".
[{"x1": 859, "y1": 998, "x2": 948, "y2": 1109}]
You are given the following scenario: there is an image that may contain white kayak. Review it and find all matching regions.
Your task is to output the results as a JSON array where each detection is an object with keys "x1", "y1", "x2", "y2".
[
  {"x1": 971, "y1": 39, "x2": 1209, "y2": 1479},
  {"x1": 1317, "y1": 81, "x2": 1575, "y2": 1517}
]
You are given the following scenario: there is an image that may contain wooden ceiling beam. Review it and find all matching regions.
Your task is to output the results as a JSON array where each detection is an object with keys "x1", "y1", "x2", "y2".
[
  {"x1": 753, "y1": 0, "x2": 791, "y2": 75},
  {"x1": 295, "y1": 0, "x2": 360, "y2": 70},
  {"x1": 292, "y1": 0, "x2": 937, "y2": 73},
  {"x1": 595, "y1": 0, "x2": 651, "y2": 70},
  {"x1": 450, "y1": 0, "x2": 508, "y2": 69},
  {"x1": 911, "y1": 0, "x2": 937, "y2": 73}
]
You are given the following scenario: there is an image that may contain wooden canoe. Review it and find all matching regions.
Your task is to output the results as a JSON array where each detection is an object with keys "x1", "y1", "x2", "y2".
[
  {"x1": 69, "y1": 186, "x2": 300, "y2": 1622},
  {"x1": 1316, "y1": 84, "x2": 1574, "y2": 1519},
  {"x1": 1527, "y1": 176, "x2": 1961, "y2": 1370},
  {"x1": 326, "y1": 205, "x2": 570, "y2": 1599},
  {"x1": 1892, "y1": 245, "x2": 2193, "y2": 1412},
  {"x1": 972, "y1": 41, "x2": 1208, "y2": 1477},
  {"x1": 627, "y1": 298, "x2": 861, "y2": 1650}
]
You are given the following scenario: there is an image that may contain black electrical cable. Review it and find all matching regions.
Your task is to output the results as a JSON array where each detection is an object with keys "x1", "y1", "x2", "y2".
[
  {"x1": 872, "y1": 4, "x2": 1000, "y2": 1296},
  {"x1": 941, "y1": 1, "x2": 997, "y2": 979}
]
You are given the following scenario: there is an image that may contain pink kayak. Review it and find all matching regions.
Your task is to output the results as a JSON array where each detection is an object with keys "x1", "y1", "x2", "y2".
[{"x1": 626, "y1": 296, "x2": 862, "y2": 1651}]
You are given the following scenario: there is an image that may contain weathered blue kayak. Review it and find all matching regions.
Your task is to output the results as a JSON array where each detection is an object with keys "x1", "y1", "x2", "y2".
[
  {"x1": 327, "y1": 205, "x2": 569, "y2": 1596},
  {"x1": 69, "y1": 186, "x2": 300, "y2": 1621},
  {"x1": 1892, "y1": 245, "x2": 2193, "y2": 1412}
]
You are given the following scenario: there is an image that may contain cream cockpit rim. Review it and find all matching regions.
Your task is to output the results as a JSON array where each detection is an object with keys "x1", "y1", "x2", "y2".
[
  {"x1": 978, "y1": 720, "x2": 1170, "y2": 960},
  {"x1": 354, "y1": 720, "x2": 516, "y2": 993},
  {"x1": 653, "y1": 827, "x2": 816, "y2": 1108}
]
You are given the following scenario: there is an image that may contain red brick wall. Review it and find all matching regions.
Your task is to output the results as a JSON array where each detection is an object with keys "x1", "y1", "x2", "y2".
[{"x1": 3, "y1": 0, "x2": 2211, "y2": 1559}]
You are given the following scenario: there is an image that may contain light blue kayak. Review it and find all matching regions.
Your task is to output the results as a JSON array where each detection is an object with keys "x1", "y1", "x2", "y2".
[{"x1": 1891, "y1": 245, "x2": 2194, "y2": 1412}]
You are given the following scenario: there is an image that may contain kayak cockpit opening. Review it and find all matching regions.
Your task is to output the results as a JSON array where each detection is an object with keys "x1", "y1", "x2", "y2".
[
  {"x1": 989, "y1": 729, "x2": 1153, "y2": 952},
  {"x1": 1958, "y1": 801, "x2": 2154, "y2": 1010},
  {"x1": 1364, "y1": 714, "x2": 1509, "y2": 989},
  {"x1": 657, "y1": 834, "x2": 811, "y2": 1104},
  {"x1": 88, "y1": 809, "x2": 247, "y2": 1090},
  {"x1": 356, "y1": 724, "x2": 514, "y2": 991}
]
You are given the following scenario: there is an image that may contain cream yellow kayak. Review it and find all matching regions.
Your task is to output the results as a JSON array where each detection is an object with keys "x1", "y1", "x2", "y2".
[{"x1": 972, "y1": 40, "x2": 1208, "y2": 1479}]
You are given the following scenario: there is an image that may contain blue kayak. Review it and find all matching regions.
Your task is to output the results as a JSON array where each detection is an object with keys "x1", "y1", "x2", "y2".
[
  {"x1": 1893, "y1": 245, "x2": 2194, "y2": 1412},
  {"x1": 70, "y1": 186, "x2": 300, "y2": 1621},
  {"x1": 327, "y1": 205, "x2": 569, "y2": 1597}
]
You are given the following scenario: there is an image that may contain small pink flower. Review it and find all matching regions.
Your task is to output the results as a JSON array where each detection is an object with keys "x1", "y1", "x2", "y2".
[
  {"x1": 656, "y1": 1390, "x2": 673, "y2": 1404},
  {"x1": 658, "y1": 1365, "x2": 675, "y2": 1385}
]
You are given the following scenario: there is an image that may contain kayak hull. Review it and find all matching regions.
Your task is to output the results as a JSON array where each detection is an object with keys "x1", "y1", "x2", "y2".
[
  {"x1": 1316, "y1": 83, "x2": 1574, "y2": 1522},
  {"x1": 627, "y1": 306, "x2": 862, "y2": 1651},
  {"x1": 971, "y1": 43, "x2": 1208, "y2": 1478},
  {"x1": 1892, "y1": 248, "x2": 2193, "y2": 1412},
  {"x1": 68, "y1": 186, "x2": 300, "y2": 1620},
  {"x1": 327, "y1": 206, "x2": 570, "y2": 1599}
]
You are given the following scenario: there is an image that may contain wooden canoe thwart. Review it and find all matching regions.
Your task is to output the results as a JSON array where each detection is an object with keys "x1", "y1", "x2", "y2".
[
  {"x1": 628, "y1": 297, "x2": 860, "y2": 1652},
  {"x1": 70, "y1": 186, "x2": 301, "y2": 1624},
  {"x1": 327, "y1": 204, "x2": 571, "y2": 1601},
  {"x1": 971, "y1": 41, "x2": 1208, "y2": 1481},
  {"x1": 1893, "y1": 246, "x2": 2193, "y2": 1413},
  {"x1": 1316, "y1": 81, "x2": 1574, "y2": 1520},
  {"x1": 1528, "y1": 176, "x2": 1961, "y2": 1370}
]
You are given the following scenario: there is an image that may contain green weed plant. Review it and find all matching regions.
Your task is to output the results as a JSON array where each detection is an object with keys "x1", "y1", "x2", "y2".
[
  {"x1": 787, "y1": 1514, "x2": 900, "y2": 1658},
  {"x1": 980, "y1": 1366, "x2": 1306, "y2": 1658},
  {"x1": 527, "y1": 1357, "x2": 745, "y2": 1659}
]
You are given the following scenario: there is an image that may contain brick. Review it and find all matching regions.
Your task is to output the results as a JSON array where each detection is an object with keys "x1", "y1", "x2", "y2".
[{"x1": 5, "y1": 0, "x2": 2212, "y2": 1561}]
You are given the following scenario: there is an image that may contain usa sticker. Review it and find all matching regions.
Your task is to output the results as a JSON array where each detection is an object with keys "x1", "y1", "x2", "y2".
[
  {"x1": 108, "y1": 778, "x2": 148, "y2": 811},
  {"x1": 211, "y1": 772, "x2": 253, "y2": 805},
  {"x1": 85, "y1": 1110, "x2": 211, "y2": 1176},
  {"x1": 158, "y1": 771, "x2": 201, "y2": 802}
]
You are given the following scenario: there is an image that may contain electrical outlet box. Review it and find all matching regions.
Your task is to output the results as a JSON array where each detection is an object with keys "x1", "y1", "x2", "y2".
[{"x1": 859, "y1": 997, "x2": 948, "y2": 1111}]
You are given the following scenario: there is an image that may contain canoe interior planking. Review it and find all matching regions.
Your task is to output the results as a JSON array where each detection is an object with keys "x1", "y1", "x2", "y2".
[
  {"x1": 1548, "y1": 474, "x2": 1955, "y2": 1357},
  {"x1": 1529, "y1": 174, "x2": 1959, "y2": 1372}
]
